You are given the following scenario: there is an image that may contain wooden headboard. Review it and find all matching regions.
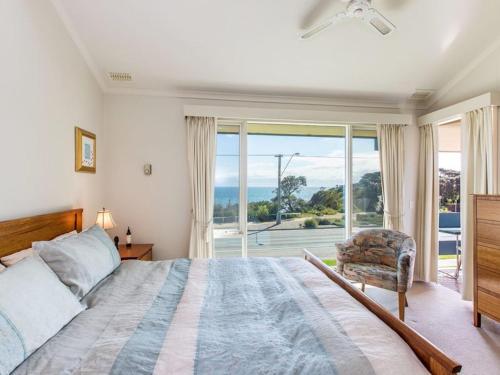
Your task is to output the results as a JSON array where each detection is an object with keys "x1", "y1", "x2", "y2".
[{"x1": 0, "y1": 209, "x2": 83, "y2": 258}]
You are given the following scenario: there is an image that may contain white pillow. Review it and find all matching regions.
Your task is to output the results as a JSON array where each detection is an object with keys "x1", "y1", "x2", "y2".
[
  {"x1": 1, "y1": 248, "x2": 34, "y2": 267},
  {"x1": 0, "y1": 255, "x2": 84, "y2": 374},
  {"x1": 0, "y1": 230, "x2": 77, "y2": 267},
  {"x1": 35, "y1": 225, "x2": 120, "y2": 299}
]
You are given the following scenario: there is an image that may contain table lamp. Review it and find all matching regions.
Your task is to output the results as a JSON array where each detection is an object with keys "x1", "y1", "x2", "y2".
[{"x1": 96, "y1": 207, "x2": 119, "y2": 248}]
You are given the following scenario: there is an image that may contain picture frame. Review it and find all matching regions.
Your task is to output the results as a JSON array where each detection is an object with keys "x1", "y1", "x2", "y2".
[{"x1": 75, "y1": 127, "x2": 96, "y2": 173}]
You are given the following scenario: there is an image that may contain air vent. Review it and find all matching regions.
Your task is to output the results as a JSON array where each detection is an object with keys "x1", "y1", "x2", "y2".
[
  {"x1": 410, "y1": 89, "x2": 435, "y2": 101},
  {"x1": 109, "y1": 72, "x2": 132, "y2": 82}
]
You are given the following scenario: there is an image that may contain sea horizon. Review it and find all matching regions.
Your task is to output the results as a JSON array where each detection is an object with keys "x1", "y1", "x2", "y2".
[{"x1": 215, "y1": 186, "x2": 328, "y2": 205}]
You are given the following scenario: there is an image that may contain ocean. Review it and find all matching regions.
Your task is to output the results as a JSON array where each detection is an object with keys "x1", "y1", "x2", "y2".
[{"x1": 215, "y1": 186, "x2": 323, "y2": 205}]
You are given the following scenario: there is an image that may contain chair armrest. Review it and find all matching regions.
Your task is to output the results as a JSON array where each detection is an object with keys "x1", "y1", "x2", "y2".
[
  {"x1": 335, "y1": 240, "x2": 361, "y2": 274},
  {"x1": 396, "y1": 239, "x2": 416, "y2": 292}
]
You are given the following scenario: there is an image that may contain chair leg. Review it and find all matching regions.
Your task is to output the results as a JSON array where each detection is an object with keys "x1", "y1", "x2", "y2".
[
  {"x1": 405, "y1": 296, "x2": 408, "y2": 307},
  {"x1": 398, "y1": 292, "x2": 406, "y2": 321},
  {"x1": 361, "y1": 282, "x2": 365, "y2": 292}
]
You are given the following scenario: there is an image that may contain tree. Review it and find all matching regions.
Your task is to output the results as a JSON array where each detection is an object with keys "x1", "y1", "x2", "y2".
[
  {"x1": 248, "y1": 200, "x2": 277, "y2": 222},
  {"x1": 439, "y1": 169, "x2": 460, "y2": 209},
  {"x1": 353, "y1": 171, "x2": 383, "y2": 213},
  {"x1": 309, "y1": 186, "x2": 344, "y2": 212},
  {"x1": 274, "y1": 175, "x2": 307, "y2": 212},
  {"x1": 255, "y1": 205, "x2": 270, "y2": 222}
]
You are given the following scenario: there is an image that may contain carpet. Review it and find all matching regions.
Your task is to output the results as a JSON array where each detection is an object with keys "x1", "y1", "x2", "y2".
[{"x1": 363, "y1": 282, "x2": 500, "y2": 375}]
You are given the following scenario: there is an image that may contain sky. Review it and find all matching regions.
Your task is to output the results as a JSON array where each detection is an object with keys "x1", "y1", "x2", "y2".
[
  {"x1": 215, "y1": 133, "x2": 380, "y2": 188},
  {"x1": 439, "y1": 152, "x2": 461, "y2": 171}
]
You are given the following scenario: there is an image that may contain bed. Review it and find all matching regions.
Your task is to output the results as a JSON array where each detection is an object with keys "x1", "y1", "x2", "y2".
[{"x1": 0, "y1": 209, "x2": 461, "y2": 375}]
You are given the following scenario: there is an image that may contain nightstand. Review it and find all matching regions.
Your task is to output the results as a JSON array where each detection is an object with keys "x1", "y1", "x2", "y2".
[{"x1": 118, "y1": 244, "x2": 153, "y2": 261}]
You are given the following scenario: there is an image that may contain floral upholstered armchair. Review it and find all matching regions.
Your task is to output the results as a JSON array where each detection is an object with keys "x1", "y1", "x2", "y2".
[{"x1": 335, "y1": 229, "x2": 416, "y2": 321}]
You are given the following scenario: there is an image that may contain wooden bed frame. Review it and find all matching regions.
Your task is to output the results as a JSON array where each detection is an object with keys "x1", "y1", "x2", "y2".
[
  {"x1": 0, "y1": 209, "x2": 82, "y2": 258},
  {"x1": 0, "y1": 209, "x2": 461, "y2": 374},
  {"x1": 305, "y1": 250, "x2": 462, "y2": 375}
]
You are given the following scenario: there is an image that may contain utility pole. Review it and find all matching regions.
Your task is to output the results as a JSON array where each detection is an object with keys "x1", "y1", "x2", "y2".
[{"x1": 276, "y1": 154, "x2": 283, "y2": 225}]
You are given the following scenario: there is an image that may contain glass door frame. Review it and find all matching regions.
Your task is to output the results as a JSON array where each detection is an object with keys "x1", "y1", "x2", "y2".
[
  {"x1": 239, "y1": 121, "x2": 248, "y2": 257},
  {"x1": 215, "y1": 119, "x2": 376, "y2": 257}
]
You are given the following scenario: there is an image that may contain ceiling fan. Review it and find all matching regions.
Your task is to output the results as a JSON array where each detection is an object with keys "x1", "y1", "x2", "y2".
[{"x1": 300, "y1": 0, "x2": 396, "y2": 40}]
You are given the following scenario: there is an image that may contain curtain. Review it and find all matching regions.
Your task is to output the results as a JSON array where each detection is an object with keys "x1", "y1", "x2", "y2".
[
  {"x1": 415, "y1": 124, "x2": 439, "y2": 282},
  {"x1": 377, "y1": 124, "x2": 406, "y2": 231},
  {"x1": 461, "y1": 107, "x2": 497, "y2": 300},
  {"x1": 186, "y1": 116, "x2": 217, "y2": 259}
]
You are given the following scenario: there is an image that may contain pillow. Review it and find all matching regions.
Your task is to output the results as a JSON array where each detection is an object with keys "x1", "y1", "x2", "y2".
[
  {"x1": 0, "y1": 230, "x2": 77, "y2": 267},
  {"x1": 0, "y1": 248, "x2": 34, "y2": 267},
  {"x1": 0, "y1": 255, "x2": 84, "y2": 375},
  {"x1": 34, "y1": 225, "x2": 120, "y2": 299}
]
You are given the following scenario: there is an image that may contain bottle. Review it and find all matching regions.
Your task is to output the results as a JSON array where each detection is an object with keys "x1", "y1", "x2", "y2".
[{"x1": 126, "y1": 227, "x2": 132, "y2": 248}]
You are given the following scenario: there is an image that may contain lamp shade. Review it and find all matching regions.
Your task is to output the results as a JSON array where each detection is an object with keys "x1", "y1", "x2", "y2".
[{"x1": 96, "y1": 208, "x2": 116, "y2": 230}]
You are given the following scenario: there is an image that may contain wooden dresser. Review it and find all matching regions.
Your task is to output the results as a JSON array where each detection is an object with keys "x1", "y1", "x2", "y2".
[{"x1": 473, "y1": 195, "x2": 500, "y2": 327}]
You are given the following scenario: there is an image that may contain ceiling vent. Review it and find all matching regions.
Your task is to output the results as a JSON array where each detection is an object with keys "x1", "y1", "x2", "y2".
[
  {"x1": 109, "y1": 72, "x2": 132, "y2": 82},
  {"x1": 410, "y1": 89, "x2": 435, "y2": 101}
]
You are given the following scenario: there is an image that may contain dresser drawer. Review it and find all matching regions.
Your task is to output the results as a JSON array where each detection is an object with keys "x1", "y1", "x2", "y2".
[
  {"x1": 477, "y1": 266, "x2": 500, "y2": 296},
  {"x1": 476, "y1": 198, "x2": 500, "y2": 221},
  {"x1": 476, "y1": 222, "x2": 500, "y2": 246},
  {"x1": 477, "y1": 290, "x2": 500, "y2": 320},
  {"x1": 477, "y1": 245, "x2": 500, "y2": 270}
]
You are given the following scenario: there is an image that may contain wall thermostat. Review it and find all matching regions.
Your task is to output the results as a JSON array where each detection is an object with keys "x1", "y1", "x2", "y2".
[{"x1": 144, "y1": 164, "x2": 152, "y2": 176}]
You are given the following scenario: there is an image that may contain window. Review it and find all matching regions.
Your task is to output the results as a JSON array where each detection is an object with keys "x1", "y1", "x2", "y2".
[
  {"x1": 214, "y1": 121, "x2": 382, "y2": 259},
  {"x1": 246, "y1": 124, "x2": 346, "y2": 258},
  {"x1": 352, "y1": 127, "x2": 383, "y2": 232},
  {"x1": 213, "y1": 124, "x2": 242, "y2": 257},
  {"x1": 437, "y1": 120, "x2": 461, "y2": 280}
]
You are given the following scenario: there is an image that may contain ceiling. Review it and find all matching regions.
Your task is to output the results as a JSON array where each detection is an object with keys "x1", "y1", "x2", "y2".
[{"x1": 53, "y1": 0, "x2": 500, "y2": 107}]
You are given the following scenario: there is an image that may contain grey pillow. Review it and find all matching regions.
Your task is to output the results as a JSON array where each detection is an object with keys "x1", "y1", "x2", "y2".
[
  {"x1": 34, "y1": 225, "x2": 121, "y2": 299},
  {"x1": 0, "y1": 255, "x2": 84, "y2": 375}
]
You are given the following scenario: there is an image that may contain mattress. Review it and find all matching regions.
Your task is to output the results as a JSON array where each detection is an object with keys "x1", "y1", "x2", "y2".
[{"x1": 13, "y1": 257, "x2": 428, "y2": 375}]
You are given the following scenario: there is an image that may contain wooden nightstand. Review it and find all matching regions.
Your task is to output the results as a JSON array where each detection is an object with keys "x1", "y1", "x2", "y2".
[{"x1": 118, "y1": 244, "x2": 153, "y2": 261}]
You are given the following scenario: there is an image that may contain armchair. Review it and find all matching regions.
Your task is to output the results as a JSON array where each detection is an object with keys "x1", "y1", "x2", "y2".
[{"x1": 336, "y1": 229, "x2": 416, "y2": 321}]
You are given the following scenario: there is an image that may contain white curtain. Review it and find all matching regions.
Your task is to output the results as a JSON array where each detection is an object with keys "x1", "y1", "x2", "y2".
[
  {"x1": 415, "y1": 124, "x2": 439, "y2": 282},
  {"x1": 377, "y1": 124, "x2": 406, "y2": 231},
  {"x1": 461, "y1": 107, "x2": 497, "y2": 300},
  {"x1": 186, "y1": 116, "x2": 217, "y2": 259}
]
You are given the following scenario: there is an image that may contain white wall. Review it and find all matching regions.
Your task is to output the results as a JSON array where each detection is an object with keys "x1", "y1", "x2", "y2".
[
  {"x1": 430, "y1": 43, "x2": 500, "y2": 110},
  {"x1": 103, "y1": 95, "x2": 419, "y2": 260},
  {"x1": 102, "y1": 95, "x2": 190, "y2": 260},
  {"x1": 0, "y1": 1, "x2": 103, "y2": 227}
]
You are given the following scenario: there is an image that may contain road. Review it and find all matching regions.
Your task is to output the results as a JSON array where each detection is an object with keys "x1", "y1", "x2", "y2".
[{"x1": 215, "y1": 227, "x2": 346, "y2": 258}]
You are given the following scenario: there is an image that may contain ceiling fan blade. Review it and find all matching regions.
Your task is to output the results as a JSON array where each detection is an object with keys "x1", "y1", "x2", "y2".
[
  {"x1": 364, "y1": 8, "x2": 395, "y2": 36},
  {"x1": 300, "y1": 12, "x2": 347, "y2": 40}
]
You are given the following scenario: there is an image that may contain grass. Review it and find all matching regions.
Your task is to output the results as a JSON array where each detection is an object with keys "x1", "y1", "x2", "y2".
[
  {"x1": 322, "y1": 259, "x2": 337, "y2": 267},
  {"x1": 439, "y1": 254, "x2": 458, "y2": 260}
]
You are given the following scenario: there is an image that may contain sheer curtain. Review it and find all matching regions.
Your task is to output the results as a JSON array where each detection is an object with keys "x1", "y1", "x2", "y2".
[
  {"x1": 461, "y1": 107, "x2": 498, "y2": 300},
  {"x1": 186, "y1": 116, "x2": 217, "y2": 259},
  {"x1": 377, "y1": 124, "x2": 406, "y2": 231},
  {"x1": 415, "y1": 124, "x2": 439, "y2": 282}
]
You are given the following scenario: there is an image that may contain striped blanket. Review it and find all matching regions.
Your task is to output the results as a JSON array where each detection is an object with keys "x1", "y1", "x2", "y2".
[{"x1": 13, "y1": 258, "x2": 428, "y2": 375}]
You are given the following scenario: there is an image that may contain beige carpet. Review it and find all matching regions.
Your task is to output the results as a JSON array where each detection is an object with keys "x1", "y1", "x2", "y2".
[{"x1": 363, "y1": 282, "x2": 500, "y2": 375}]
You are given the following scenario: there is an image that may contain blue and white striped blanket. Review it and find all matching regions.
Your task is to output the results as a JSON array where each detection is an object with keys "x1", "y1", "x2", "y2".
[{"x1": 13, "y1": 258, "x2": 428, "y2": 375}]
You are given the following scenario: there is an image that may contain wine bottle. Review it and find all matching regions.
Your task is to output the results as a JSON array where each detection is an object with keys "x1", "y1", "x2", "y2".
[{"x1": 126, "y1": 227, "x2": 132, "y2": 248}]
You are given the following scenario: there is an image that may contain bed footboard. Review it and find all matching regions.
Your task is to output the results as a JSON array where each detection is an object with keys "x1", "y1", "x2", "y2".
[{"x1": 304, "y1": 250, "x2": 462, "y2": 375}]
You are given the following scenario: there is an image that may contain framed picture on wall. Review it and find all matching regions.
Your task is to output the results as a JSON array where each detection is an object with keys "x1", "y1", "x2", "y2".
[{"x1": 75, "y1": 127, "x2": 96, "y2": 173}]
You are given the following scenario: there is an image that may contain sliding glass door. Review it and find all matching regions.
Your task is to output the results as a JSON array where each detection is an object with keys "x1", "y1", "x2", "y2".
[
  {"x1": 352, "y1": 126, "x2": 383, "y2": 232},
  {"x1": 214, "y1": 121, "x2": 381, "y2": 259},
  {"x1": 213, "y1": 123, "x2": 244, "y2": 257}
]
